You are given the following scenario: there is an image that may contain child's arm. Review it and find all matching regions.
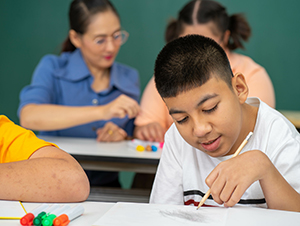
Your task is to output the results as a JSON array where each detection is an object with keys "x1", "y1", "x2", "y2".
[
  {"x1": 0, "y1": 146, "x2": 90, "y2": 202},
  {"x1": 205, "y1": 150, "x2": 300, "y2": 212}
]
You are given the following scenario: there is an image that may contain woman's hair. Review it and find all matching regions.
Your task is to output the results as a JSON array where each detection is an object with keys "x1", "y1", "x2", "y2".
[
  {"x1": 165, "y1": 0, "x2": 251, "y2": 50},
  {"x1": 61, "y1": 0, "x2": 119, "y2": 52}
]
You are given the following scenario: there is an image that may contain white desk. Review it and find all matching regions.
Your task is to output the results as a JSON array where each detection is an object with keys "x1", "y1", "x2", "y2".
[
  {"x1": 1, "y1": 201, "x2": 300, "y2": 226},
  {"x1": 39, "y1": 136, "x2": 161, "y2": 174},
  {"x1": 0, "y1": 201, "x2": 114, "y2": 226}
]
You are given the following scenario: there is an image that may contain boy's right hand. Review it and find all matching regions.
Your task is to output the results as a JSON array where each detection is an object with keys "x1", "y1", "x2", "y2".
[
  {"x1": 134, "y1": 122, "x2": 165, "y2": 142},
  {"x1": 205, "y1": 150, "x2": 271, "y2": 207},
  {"x1": 102, "y1": 94, "x2": 140, "y2": 120}
]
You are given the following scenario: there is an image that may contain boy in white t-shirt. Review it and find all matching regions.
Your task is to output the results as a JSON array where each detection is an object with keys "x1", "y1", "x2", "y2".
[{"x1": 150, "y1": 35, "x2": 300, "y2": 212}]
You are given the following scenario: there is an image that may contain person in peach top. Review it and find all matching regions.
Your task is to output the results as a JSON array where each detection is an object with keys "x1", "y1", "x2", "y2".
[{"x1": 134, "y1": 0, "x2": 275, "y2": 142}]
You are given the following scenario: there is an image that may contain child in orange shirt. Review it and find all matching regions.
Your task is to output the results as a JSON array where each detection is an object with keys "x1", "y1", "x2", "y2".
[{"x1": 0, "y1": 115, "x2": 89, "y2": 202}]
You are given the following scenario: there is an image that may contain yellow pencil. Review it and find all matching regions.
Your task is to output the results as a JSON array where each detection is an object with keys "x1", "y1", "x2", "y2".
[
  {"x1": 0, "y1": 217, "x2": 22, "y2": 220},
  {"x1": 196, "y1": 131, "x2": 253, "y2": 210},
  {"x1": 19, "y1": 201, "x2": 27, "y2": 214}
]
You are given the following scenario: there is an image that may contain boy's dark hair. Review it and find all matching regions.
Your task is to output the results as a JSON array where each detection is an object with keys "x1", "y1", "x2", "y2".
[{"x1": 154, "y1": 35, "x2": 234, "y2": 98}]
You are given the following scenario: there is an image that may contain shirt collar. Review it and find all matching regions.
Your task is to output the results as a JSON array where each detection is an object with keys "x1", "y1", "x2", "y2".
[
  {"x1": 68, "y1": 49, "x2": 91, "y2": 81},
  {"x1": 109, "y1": 62, "x2": 138, "y2": 95},
  {"x1": 55, "y1": 48, "x2": 91, "y2": 81},
  {"x1": 109, "y1": 63, "x2": 120, "y2": 89},
  {"x1": 55, "y1": 49, "x2": 138, "y2": 96}
]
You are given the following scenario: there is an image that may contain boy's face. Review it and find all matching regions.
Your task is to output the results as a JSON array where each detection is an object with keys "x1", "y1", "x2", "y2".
[{"x1": 164, "y1": 74, "x2": 250, "y2": 157}]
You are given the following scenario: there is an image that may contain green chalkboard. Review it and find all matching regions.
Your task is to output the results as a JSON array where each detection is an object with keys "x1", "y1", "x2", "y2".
[{"x1": 1, "y1": 0, "x2": 300, "y2": 125}]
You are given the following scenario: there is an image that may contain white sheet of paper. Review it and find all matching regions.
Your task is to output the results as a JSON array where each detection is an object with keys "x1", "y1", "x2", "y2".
[
  {"x1": 92, "y1": 202, "x2": 227, "y2": 226},
  {"x1": 226, "y1": 206, "x2": 300, "y2": 226},
  {"x1": 92, "y1": 202, "x2": 300, "y2": 226},
  {"x1": 0, "y1": 201, "x2": 26, "y2": 218}
]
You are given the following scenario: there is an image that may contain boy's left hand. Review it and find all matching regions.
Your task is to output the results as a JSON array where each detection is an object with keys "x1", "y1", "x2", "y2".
[{"x1": 205, "y1": 150, "x2": 271, "y2": 207}]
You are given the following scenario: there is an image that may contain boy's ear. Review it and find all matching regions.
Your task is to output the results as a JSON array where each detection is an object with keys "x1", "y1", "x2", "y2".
[
  {"x1": 69, "y1": 30, "x2": 82, "y2": 48},
  {"x1": 232, "y1": 72, "x2": 248, "y2": 104}
]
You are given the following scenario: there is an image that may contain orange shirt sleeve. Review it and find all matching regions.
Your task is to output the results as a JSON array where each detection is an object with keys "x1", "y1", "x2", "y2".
[
  {"x1": 0, "y1": 115, "x2": 58, "y2": 163},
  {"x1": 134, "y1": 77, "x2": 173, "y2": 130}
]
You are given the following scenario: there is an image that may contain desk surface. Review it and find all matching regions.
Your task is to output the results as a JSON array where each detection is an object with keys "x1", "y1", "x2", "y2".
[
  {"x1": 1, "y1": 201, "x2": 300, "y2": 226},
  {"x1": 39, "y1": 136, "x2": 161, "y2": 161},
  {"x1": 0, "y1": 201, "x2": 114, "y2": 226},
  {"x1": 39, "y1": 136, "x2": 161, "y2": 173}
]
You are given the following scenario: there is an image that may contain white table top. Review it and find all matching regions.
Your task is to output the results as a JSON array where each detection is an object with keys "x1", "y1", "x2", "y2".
[
  {"x1": 39, "y1": 136, "x2": 161, "y2": 160},
  {"x1": 0, "y1": 201, "x2": 114, "y2": 226},
  {"x1": 2, "y1": 201, "x2": 300, "y2": 226}
]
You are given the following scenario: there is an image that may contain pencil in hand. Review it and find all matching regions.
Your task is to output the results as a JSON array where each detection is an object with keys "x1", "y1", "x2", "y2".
[{"x1": 196, "y1": 131, "x2": 253, "y2": 210}]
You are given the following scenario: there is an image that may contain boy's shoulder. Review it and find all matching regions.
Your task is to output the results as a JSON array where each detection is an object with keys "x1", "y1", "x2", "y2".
[
  {"x1": 250, "y1": 97, "x2": 296, "y2": 133},
  {"x1": 249, "y1": 97, "x2": 300, "y2": 155}
]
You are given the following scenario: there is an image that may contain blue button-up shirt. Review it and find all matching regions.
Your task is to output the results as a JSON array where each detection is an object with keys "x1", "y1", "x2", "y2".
[{"x1": 18, "y1": 49, "x2": 140, "y2": 138}]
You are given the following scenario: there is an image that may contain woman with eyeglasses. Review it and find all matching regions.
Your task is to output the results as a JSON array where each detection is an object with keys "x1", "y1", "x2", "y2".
[
  {"x1": 18, "y1": 0, "x2": 140, "y2": 187},
  {"x1": 19, "y1": 0, "x2": 140, "y2": 142},
  {"x1": 133, "y1": 0, "x2": 275, "y2": 143}
]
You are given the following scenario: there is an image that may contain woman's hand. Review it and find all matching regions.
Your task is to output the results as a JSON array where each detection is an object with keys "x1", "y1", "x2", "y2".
[
  {"x1": 102, "y1": 94, "x2": 140, "y2": 120},
  {"x1": 96, "y1": 121, "x2": 127, "y2": 142}
]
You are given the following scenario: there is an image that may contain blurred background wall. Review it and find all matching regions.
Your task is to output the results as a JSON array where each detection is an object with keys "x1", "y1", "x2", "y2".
[{"x1": 1, "y1": 0, "x2": 300, "y2": 122}]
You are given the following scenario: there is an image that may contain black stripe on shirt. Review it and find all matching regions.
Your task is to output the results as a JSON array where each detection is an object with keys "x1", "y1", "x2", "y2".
[{"x1": 184, "y1": 190, "x2": 266, "y2": 205}]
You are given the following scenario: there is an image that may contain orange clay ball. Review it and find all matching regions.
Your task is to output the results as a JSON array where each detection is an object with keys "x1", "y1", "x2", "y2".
[{"x1": 146, "y1": 145, "x2": 152, "y2": 151}]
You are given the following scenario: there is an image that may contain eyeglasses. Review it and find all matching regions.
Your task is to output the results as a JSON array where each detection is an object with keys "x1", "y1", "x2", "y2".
[{"x1": 93, "y1": 30, "x2": 129, "y2": 49}]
